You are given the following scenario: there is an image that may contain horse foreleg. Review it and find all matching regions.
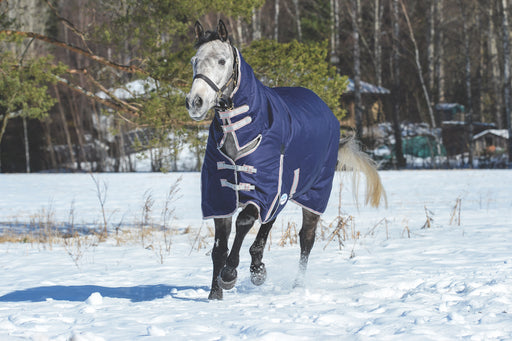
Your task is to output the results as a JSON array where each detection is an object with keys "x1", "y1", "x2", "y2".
[
  {"x1": 209, "y1": 217, "x2": 232, "y2": 300},
  {"x1": 295, "y1": 208, "x2": 320, "y2": 288},
  {"x1": 249, "y1": 218, "x2": 275, "y2": 286},
  {"x1": 218, "y1": 204, "x2": 259, "y2": 290}
]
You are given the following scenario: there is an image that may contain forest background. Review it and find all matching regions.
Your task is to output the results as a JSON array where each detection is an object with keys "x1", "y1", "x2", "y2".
[{"x1": 0, "y1": 0, "x2": 511, "y2": 173}]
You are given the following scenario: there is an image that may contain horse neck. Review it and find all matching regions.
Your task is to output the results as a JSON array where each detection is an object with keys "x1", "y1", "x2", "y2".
[{"x1": 219, "y1": 50, "x2": 261, "y2": 161}]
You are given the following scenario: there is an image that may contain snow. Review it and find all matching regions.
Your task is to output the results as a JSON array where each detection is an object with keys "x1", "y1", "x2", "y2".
[
  {"x1": 473, "y1": 129, "x2": 510, "y2": 140},
  {"x1": 1, "y1": 170, "x2": 512, "y2": 340},
  {"x1": 95, "y1": 78, "x2": 157, "y2": 100}
]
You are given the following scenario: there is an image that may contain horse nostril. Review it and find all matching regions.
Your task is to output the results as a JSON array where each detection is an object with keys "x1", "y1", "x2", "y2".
[
  {"x1": 194, "y1": 96, "x2": 203, "y2": 108},
  {"x1": 185, "y1": 97, "x2": 190, "y2": 110}
]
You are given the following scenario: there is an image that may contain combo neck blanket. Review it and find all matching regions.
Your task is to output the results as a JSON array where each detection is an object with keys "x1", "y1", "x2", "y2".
[{"x1": 201, "y1": 48, "x2": 340, "y2": 223}]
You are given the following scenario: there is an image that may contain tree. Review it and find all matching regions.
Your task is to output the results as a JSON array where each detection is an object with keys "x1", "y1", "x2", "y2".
[
  {"x1": 351, "y1": 0, "x2": 363, "y2": 139},
  {"x1": 391, "y1": 0, "x2": 405, "y2": 168},
  {"x1": 400, "y1": 0, "x2": 435, "y2": 128},
  {"x1": 500, "y1": 0, "x2": 512, "y2": 162},
  {"x1": 242, "y1": 39, "x2": 348, "y2": 120},
  {"x1": 459, "y1": 0, "x2": 474, "y2": 167},
  {"x1": 0, "y1": 51, "x2": 65, "y2": 168}
]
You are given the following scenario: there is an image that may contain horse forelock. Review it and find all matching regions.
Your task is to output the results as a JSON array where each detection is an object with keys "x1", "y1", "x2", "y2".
[{"x1": 195, "y1": 30, "x2": 232, "y2": 49}]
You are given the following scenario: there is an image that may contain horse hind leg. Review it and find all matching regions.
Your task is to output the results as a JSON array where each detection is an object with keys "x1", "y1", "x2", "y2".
[
  {"x1": 249, "y1": 219, "x2": 275, "y2": 286},
  {"x1": 294, "y1": 208, "x2": 320, "y2": 288},
  {"x1": 218, "y1": 204, "x2": 259, "y2": 290}
]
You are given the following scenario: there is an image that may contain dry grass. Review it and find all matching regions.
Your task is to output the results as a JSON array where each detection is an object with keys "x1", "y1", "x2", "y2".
[{"x1": 450, "y1": 197, "x2": 462, "y2": 226}]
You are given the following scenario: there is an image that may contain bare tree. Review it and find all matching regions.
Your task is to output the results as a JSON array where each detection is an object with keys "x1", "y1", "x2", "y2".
[
  {"x1": 373, "y1": 0, "x2": 384, "y2": 87},
  {"x1": 292, "y1": 0, "x2": 302, "y2": 41},
  {"x1": 435, "y1": 0, "x2": 446, "y2": 103},
  {"x1": 500, "y1": 0, "x2": 512, "y2": 162},
  {"x1": 252, "y1": 7, "x2": 262, "y2": 41},
  {"x1": 351, "y1": 0, "x2": 363, "y2": 139},
  {"x1": 459, "y1": 0, "x2": 474, "y2": 167},
  {"x1": 392, "y1": 0, "x2": 405, "y2": 168},
  {"x1": 330, "y1": 0, "x2": 340, "y2": 65},
  {"x1": 427, "y1": 0, "x2": 436, "y2": 95},
  {"x1": 274, "y1": 0, "x2": 280, "y2": 41},
  {"x1": 400, "y1": 0, "x2": 435, "y2": 128},
  {"x1": 487, "y1": 1, "x2": 503, "y2": 128}
]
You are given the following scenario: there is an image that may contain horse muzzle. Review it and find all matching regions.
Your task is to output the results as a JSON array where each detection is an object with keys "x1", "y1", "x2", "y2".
[{"x1": 186, "y1": 94, "x2": 209, "y2": 121}]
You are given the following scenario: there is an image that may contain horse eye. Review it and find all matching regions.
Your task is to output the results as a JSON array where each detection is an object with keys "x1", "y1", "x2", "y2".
[{"x1": 219, "y1": 59, "x2": 226, "y2": 66}]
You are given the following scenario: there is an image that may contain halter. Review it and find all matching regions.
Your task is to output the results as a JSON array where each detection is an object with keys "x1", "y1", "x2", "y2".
[{"x1": 193, "y1": 45, "x2": 238, "y2": 111}]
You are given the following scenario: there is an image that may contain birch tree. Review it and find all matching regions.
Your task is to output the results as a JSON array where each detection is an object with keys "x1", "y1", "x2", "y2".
[
  {"x1": 435, "y1": 0, "x2": 446, "y2": 103},
  {"x1": 292, "y1": 0, "x2": 302, "y2": 41}
]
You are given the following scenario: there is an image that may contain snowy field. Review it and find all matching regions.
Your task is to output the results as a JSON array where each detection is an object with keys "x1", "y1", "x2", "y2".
[{"x1": 1, "y1": 170, "x2": 512, "y2": 340}]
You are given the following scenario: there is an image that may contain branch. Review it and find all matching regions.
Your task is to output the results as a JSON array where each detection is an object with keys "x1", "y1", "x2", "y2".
[
  {"x1": 55, "y1": 74, "x2": 139, "y2": 125},
  {"x1": 1, "y1": 30, "x2": 147, "y2": 75},
  {"x1": 67, "y1": 68, "x2": 142, "y2": 113},
  {"x1": 45, "y1": 0, "x2": 93, "y2": 54}
]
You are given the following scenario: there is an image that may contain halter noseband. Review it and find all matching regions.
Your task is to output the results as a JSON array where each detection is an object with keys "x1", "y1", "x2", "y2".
[{"x1": 193, "y1": 45, "x2": 238, "y2": 111}]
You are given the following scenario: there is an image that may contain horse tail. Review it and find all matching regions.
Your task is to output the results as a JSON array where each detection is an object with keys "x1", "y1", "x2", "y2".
[{"x1": 337, "y1": 137, "x2": 387, "y2": 208}]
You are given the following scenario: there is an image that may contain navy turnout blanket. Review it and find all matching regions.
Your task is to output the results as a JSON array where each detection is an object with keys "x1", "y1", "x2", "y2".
[{"x1": 201, "y1": 48, "x2": 340, "y2": 223}]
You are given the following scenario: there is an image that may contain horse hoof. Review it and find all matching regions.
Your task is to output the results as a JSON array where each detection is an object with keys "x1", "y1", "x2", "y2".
[
  {"x1": 250, "y1": 263, "x2": 267, "y2": 286},
  {"x1": 208, "y1": 289, "x2": 223, "y2": 300},
  {"x1": 218, "y1": 267, "x2": 237, "y2": 290},
  {"x1": 293, "y1": 277, "x2": 305, "y2": 289}
]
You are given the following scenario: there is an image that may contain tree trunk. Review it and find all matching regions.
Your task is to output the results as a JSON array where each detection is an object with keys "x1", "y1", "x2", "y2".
[
  {"x1": 477, "y1": 4, "x2": 484, "y2": 123},
  {"x1": 500, "y1": 0, "x2": 512, "y2": 163},
  {"x1": 252, "y1": 7, "x2": 262, "y2": 41},
  {"x1": 22, "y1": 116, "x2": 30, "y2": 173},
  {"x1": 459, "y1": 0, "x2": 474, "y2": 167},
  {"x1": 274, "y1": 0, "x2": 280, "y2": 41},
  {"x1": 435, "y1": 0, "x2": 445, "y2": 103},
  {"x1": 69, "y1": 91, "x2": 88, "y2": 171},
  {"x1": 427, "y1": 0, "x2": 435, "y2": 95},
  {"x1": 235, "y1": 17, "x2": 244, "y2": 46},
  {"x1": 292, "y1": 0, "x2": 302, "y2": 41},
  {"x1": 54, "y1": 85, "x2": 76, "y2": 169},
  {"x1": 43, "y1": 117, "x2": 57, "y2": 170},
  {"x1": 330, "y1": 0, "x2": 340, "y2": 65},
  {"x1": 392, "y1": 0, "x2": 405, "y2": 168},
  {"x1": 374, "y1": 0, "x2": 383, "y2": 86},
  {"x1": 400, "y1": 0, "x2": 436, "y2": 129},
  {"x1": 352, "y1": 0, "x2": 363, "y2": 139},
  {"x1": 488, "y1": 2, "x2": 503, "y2": 128}
]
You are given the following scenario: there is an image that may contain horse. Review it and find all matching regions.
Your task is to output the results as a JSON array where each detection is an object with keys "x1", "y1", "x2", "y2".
[{"x1": 186, "y1": 20, "x2": 385, "y2": 300}]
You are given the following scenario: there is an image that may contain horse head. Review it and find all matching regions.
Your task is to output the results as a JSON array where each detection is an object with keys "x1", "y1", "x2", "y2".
[{"x1": 186, "y1": 20, "x2": 237, "y2": 121}]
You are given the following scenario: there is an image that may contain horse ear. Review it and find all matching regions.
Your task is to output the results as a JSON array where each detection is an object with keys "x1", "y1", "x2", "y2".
[
  {"x1": 217, "y1": 20, "x2": 229, "y2": 42},
  {"x1": 194, "y1": 21, "x2": 204, "y2": 40}
]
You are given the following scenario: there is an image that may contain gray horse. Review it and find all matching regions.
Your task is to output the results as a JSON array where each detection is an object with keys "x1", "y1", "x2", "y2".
[{"x1": 186, "y1": 20, "x2": 385, "y2": 300}]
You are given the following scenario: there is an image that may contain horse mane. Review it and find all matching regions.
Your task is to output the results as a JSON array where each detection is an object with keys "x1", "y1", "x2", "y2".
[{"x1": 194, "y1": 30, "x2": 233, "y2": 49}]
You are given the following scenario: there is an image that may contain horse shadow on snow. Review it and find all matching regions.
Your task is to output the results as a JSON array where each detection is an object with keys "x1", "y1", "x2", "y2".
[{"x1": 0, "y1": 284, "x2": 209, "y2": 303}]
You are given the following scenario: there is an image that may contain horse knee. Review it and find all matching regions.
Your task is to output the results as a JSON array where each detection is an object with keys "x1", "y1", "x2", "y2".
[{"x1": 236, "y1": 204, "x2": 259, "y2": 230}]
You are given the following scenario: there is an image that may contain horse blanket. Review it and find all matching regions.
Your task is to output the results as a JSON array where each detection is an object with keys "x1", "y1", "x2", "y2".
[{"x1": 201, "y1": 48, "x2": 340, "y2": 223}]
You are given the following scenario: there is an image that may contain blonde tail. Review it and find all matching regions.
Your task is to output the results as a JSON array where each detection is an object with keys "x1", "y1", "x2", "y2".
[{"x1": 337, "y1": 137, "x2": 386, "y2": 208}]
